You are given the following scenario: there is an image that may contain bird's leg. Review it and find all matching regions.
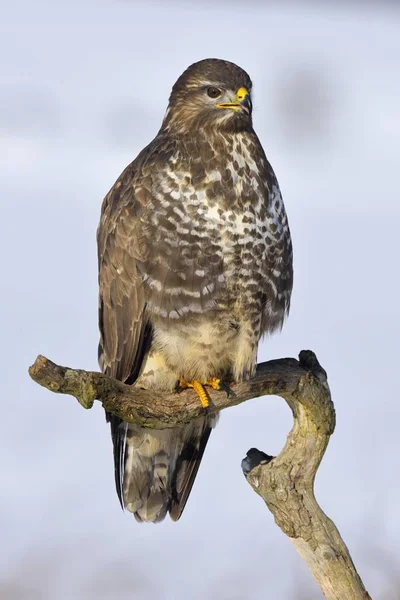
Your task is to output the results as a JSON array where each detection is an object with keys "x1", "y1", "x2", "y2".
[
  {"x1": 178, "y1": 377, "x2": 234, "y2": 408},
  {"x1": 178, "y1": 378, "x2": 210, "y2": 409}
]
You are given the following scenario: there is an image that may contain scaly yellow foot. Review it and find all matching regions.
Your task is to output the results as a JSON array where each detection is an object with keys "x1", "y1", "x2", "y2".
[
  {"x1": 179, "y1": 378, "x2": 210, "y2": 409},
  {"x1": 207, "y1": 377, "x2": 234, "y2": 398},
  {"x1": 206, "y1": 377, "x2": 222, "y2": 391}
]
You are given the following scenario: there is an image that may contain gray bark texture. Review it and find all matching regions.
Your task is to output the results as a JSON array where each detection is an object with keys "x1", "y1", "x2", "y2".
[{"x1": 29, "y1": 350, "x2": 372, "y2": 599}]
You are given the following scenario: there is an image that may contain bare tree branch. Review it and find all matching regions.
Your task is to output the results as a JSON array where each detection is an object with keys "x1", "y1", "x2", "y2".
[
  {"x1": 28, "y1": 353, "x2": 305, "y2": 428},
  {"x1": 28, "y1": 350, "x2": 372, "y2": 599},
  {"x1": 242, "y1": 351, "x2": 372, "y2": 600}
]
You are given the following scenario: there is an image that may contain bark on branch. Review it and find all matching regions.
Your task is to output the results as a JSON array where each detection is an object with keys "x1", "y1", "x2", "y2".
[{"x1": 29, "y1": 350, "x2": 371, "y2": 599}]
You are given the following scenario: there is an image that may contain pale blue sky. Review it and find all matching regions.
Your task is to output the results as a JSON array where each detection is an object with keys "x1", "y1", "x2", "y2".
[{"x1": 1, "y1": 2, "x2": 399, "y2": 598}]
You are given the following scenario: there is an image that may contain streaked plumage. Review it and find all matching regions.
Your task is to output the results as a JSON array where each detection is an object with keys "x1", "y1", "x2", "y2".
[{"x1": 97, "y1": 58, "x2": 293, "y2": 522}]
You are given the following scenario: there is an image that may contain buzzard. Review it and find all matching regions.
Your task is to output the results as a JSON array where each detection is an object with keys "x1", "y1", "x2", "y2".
[{"x1": 97, "y1": 58, "x2": 293, "y2": 522}]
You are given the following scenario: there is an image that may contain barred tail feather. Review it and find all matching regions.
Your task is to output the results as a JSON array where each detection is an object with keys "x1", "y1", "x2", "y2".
[{"x1": 110, "y1": 417, "x2": 214, "y2": 523}]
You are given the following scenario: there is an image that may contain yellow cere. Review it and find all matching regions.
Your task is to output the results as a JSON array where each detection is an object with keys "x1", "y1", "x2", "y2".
[{"x1": 236, "y1": 87, "x2": 249, "y2": 101}]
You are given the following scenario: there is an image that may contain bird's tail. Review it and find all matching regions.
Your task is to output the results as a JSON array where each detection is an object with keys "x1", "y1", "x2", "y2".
[{"x1": 109, "y1": 416, "x2": 214, "y2": 522}]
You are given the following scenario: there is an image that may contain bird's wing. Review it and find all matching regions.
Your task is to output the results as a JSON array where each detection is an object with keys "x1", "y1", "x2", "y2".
[
  {"x1": 259, "y1": 158, "x2": 294, "y2": 334},
  {"x1": 97, "y1": 138, "x2": 219, "y2": 520},
  {"x1": 98, "y1": 169, "x2": 148, "y2": 384},
  {"x1": 97, "y1": 150, "x2": 155, "y2": 506}
]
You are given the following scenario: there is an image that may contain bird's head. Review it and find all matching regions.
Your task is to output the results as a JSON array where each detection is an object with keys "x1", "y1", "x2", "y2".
[{"x1": 162, "y1": 58, "x2": 253, "y2": 134}]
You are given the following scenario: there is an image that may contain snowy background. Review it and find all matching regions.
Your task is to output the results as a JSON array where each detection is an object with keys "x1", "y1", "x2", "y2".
[{"x1": 1, "y1": 1, "x2": 400, "y2": 598}]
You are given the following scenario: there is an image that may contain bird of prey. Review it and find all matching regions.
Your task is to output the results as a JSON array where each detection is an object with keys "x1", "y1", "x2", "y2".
[{"x1": 97, "y1": 58, "x2": 293, "y2": 522}]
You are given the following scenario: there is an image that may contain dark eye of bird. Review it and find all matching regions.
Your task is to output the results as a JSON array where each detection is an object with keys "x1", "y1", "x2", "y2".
[{"x1": 207, "y1": 87, "x2": 221, "y2": 99}]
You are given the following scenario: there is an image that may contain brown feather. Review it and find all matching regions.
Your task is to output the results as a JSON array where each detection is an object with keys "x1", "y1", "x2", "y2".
[{"x1": 169, "y1": 422, "x2": 213, "y2": 521}]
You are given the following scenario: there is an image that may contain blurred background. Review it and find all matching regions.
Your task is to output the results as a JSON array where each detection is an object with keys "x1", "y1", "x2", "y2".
[{"x1": 1, "y1": 1, "x2": 400, "y2": 598}]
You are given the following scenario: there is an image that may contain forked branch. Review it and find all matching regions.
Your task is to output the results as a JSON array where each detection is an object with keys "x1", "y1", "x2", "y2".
[{"x1": 29, "y1": 350, "x2": 371, "y2": 599}]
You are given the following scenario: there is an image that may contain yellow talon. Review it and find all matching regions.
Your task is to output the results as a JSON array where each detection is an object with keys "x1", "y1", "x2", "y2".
[
  {"x1": 206, "y1": 377, "x2": 222, "y2": 391},
  {"x1": 179, "y1": 378, "x2": 210, "y2": 409},
  {"x1": 178, "y1": 377, "x2": 227, "y2": 409},
  {"x1": 179, "y1": 377, "x2": 190, "y2": 390}
]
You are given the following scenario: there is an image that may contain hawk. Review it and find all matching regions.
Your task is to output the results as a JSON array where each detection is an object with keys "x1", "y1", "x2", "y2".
[{"x1": 97, "y1": 58, "x2": 293, "y2": 522}]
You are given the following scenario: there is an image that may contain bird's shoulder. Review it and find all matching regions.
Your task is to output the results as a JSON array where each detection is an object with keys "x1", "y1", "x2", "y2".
[{"x1": 97, "y1": 134, "x2": 177, "y2": 252}]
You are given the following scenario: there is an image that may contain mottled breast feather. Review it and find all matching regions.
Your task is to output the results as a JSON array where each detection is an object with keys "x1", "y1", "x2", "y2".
[{"x1": 133, "y1": 130, "x2": 293, "y2": 334}]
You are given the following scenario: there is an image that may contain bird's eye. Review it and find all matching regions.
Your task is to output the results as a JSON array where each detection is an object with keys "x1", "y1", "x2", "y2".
[{"x1": 207, "y1": 87, "x2": 221, "y2": 99}]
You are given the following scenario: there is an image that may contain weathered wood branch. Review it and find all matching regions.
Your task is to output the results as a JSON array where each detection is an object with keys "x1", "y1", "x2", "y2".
[
  {"x1": 29, "y1": 350, "x2": 371, "y2": 599},
  {"x1": 241, "y1": 352, "x2": 372, "y2": 600},
  {"x1": 28, "y1": 353, "x2": 306, "y2": 428}
]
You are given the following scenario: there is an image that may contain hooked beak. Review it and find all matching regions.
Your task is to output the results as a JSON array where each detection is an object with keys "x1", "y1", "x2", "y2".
[{"x1": 217, "y1": 87, "x2": 252, "y2": 115}]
